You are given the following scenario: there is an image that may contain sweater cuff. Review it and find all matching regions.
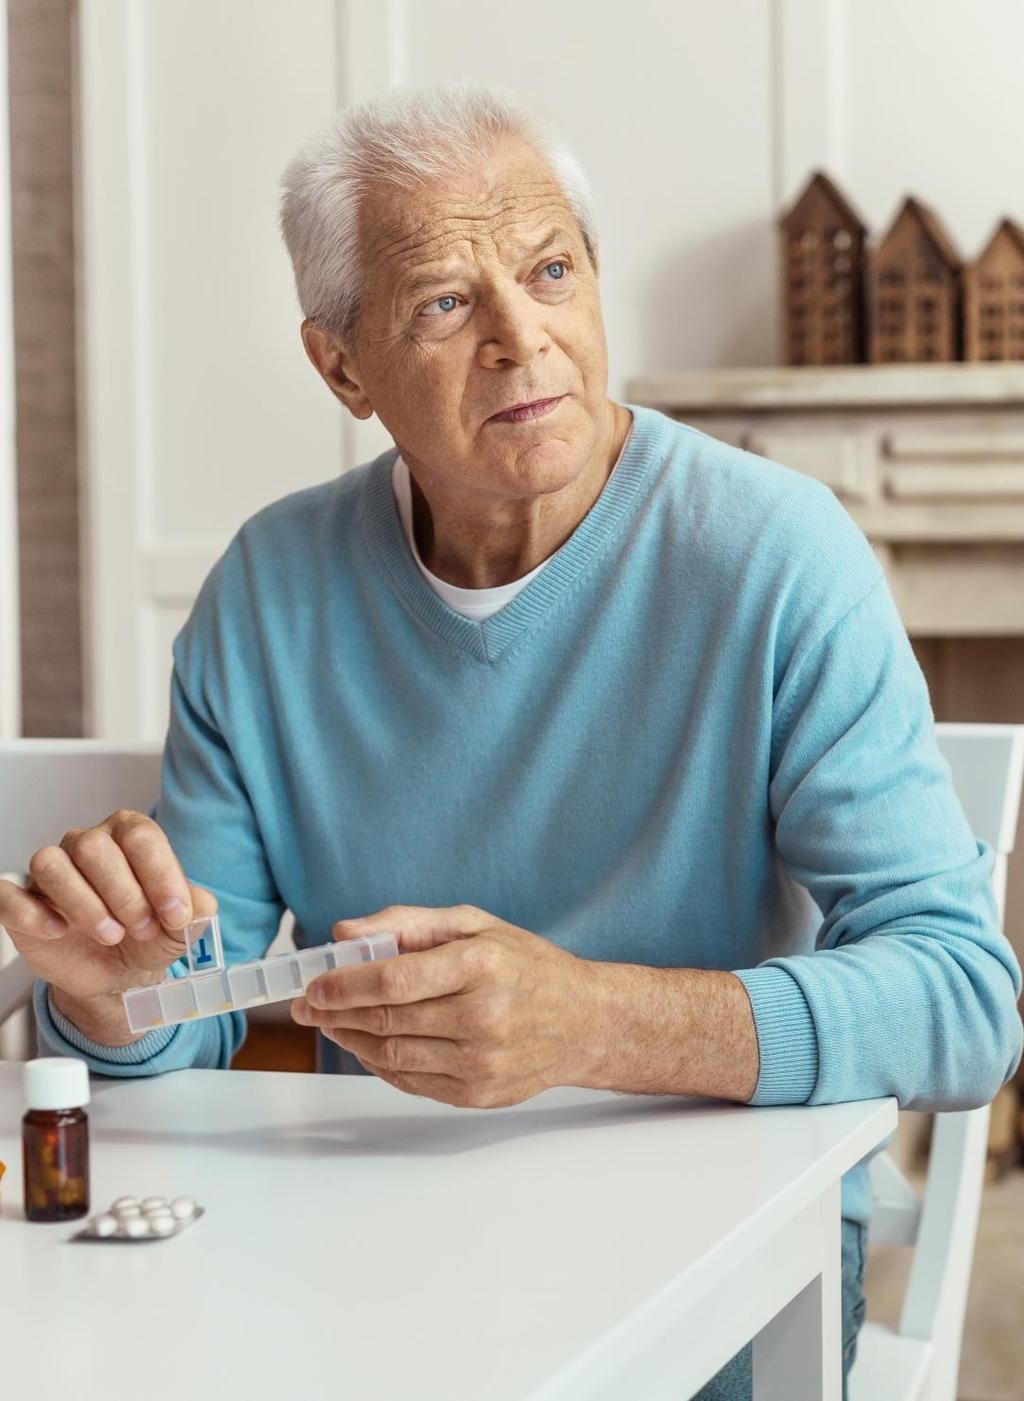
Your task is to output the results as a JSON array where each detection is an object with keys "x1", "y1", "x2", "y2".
[
  {"x1": 732, "y1": 965, "x2": 819, "y2": 1105},
  {"x1": 35, "y1": 980, "x2": 176, "y2": 1066}
]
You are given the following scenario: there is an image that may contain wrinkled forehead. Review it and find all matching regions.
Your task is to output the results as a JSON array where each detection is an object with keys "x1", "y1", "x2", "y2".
[{"x1": 356, "y1": 147, "x2": 581, "y2": 297}]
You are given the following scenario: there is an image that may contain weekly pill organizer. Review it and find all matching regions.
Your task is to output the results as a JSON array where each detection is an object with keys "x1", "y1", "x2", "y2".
[{"x1": 121, "y1": 913, "x2": 399, "y2": 1033}]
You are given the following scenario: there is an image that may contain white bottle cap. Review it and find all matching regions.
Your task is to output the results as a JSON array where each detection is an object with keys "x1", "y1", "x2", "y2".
[{"x1": 23, "y1": 1056, "x2": 90, "y2": 1111}]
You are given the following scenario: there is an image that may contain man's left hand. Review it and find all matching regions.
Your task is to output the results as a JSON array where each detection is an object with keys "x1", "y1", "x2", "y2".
[{"x1": 291, "y1": 904, "x2": 605, "y2": 1107}]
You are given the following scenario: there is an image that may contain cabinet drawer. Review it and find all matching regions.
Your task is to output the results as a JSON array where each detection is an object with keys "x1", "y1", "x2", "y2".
[
  {"x1": 886, "y1": 465, "x2": 1024, "y2": 501},
  {"x1": 882, "y1": 432, "x2": 1024, "y2": 500},
  {"x1": 883, "y1": 432, "x2": 1024, "y2": 462}
]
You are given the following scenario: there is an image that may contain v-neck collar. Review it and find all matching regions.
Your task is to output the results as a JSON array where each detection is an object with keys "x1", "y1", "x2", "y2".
[{"x1": 358, "y1": 402, "x2": 668, "y2": 663}]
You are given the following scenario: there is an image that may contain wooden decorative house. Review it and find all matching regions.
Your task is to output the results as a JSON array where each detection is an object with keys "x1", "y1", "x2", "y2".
[
  {"x1": 964, "y1": 218, "x2": 1024, "y2": 362},
  {"x1": 779, "y1": 170, "x2": 868, "y2": 366},
  {"x1": 868, "y1": 196, "x2": 962, "y2": 363}
]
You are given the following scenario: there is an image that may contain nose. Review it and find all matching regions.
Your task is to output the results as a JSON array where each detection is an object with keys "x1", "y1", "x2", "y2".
[{"x1": 476, "y1": 283, "x2": 551, "y2": 369}]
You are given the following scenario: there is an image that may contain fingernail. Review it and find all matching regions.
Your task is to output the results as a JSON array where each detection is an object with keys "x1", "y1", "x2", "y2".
[
  {"x1": 45, "y1": 915, "x2": 66, "y2": 936},
  {"x1": 157, "y1": 898, "x2": 188, "y2": 926},
  {"x1": 292, "y1": 998, "x2": 310, "y2": 1022},
  {"x1": 308, "y1": 982, "x2": 325, "y2": 1007},
  {"x1": 96, "y1": 917, "x2": 125, "y2": 944},
  {"x1": 130, "y1": 915, "x2": 156, "y2": 940}
]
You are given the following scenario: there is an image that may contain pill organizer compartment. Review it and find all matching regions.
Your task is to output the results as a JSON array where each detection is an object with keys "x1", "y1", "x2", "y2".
[
  {"x1": 122, "y1": 915, "x2": 399, "y2": 1033},
  {"x1": 183, "y1": 913, "x2": 224, "y2": 976},
  {"x1": 227, "y1": 961, "x2": 268, "y2": 1006},
  {"x1": 157, "y1": 980, "x2": 198, "y2": 1022},
  {"x1": 263, "y1": 954, "x2": 302, "y2": 1000},
  {"x1": 192, "y1": 971, "x2": 232, "y2": 1016}
]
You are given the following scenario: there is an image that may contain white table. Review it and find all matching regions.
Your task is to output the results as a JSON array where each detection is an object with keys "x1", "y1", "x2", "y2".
[{"x1": 0, "y1": 1064, "x2": 895, "y2": 1400}]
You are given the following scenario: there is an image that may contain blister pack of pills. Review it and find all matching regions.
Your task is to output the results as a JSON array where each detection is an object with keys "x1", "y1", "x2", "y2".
[
  {"x1": 121, "y1": 914, "x2": 399, "y2": 1034},
  {"x1": 72, "y1": 1194, "x2": 203, "y2": 1243}
]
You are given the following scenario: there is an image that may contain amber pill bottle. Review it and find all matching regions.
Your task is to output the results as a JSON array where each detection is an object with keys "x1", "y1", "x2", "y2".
[{"x1": 22, "y1": 1057, "x2": 90, "y2": 1222}]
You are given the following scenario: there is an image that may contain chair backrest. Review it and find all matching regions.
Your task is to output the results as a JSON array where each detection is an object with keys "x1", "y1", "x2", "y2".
[
  {"x1": 867, "y1": 721, "x2": 1024, "y2": 1401},
  {"x1": 0, "y1": 740, "x2": 163, "y2": 1041},
  {"x1": 0, "y1": 738, "x2": 163, "y2": 874},
  {"x1": 931, "y1": 722, "x2": 1024, "y2": 925}
]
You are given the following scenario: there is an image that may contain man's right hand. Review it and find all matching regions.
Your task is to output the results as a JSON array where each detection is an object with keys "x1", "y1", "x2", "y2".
[{"x1": 0, "y1": 809, "x2": 216, "y2": 1045}]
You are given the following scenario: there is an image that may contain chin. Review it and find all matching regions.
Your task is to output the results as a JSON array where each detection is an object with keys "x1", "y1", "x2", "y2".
[{"x1": 496, "y1": 442, "x2": 586, "y2": 495}]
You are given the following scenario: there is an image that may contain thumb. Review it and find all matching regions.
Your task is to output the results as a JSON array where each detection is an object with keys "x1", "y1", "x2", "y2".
[
  {"x1": 133, "y1": 884, "x2": 219, "y2": 971},
  {"x1": 189, "y1": 884, "x2": 218, "y2": 919}
]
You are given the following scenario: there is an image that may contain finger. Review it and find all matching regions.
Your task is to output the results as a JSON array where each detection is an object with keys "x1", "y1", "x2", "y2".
[
  {"x1": 61, "y1": 828, "x2": 160, "y2": 940},
  {"x1": 188, "y1": 885, "x2": 219, "y2": 918},
  {"x1": 27, "y1": 846, "x2": 126, "y2": 945},
  {"x1": 292, "y1": 993, "x2": 463, "y2": 1038},
  {"x1": 0, "y1": 877, "x2": 68, "y2": 942},
  {"x1": 324, "y1": 1043, "x2": 468, "y2": 1106},
  {"x1": 107, "y1": 813, "x2": 194, "y2": 931},
  {"x1": 306, "y1": 942, "x2": 470, "y2": 1011},
  {"x1": 324, "y1": 1026, "x2": 463, "y2": 1077},
  {"x1": 332, "y1": 903, "x2": 484, "y2": 952}
]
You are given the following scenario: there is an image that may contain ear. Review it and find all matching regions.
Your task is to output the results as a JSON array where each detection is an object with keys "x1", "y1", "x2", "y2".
[{"x1": 300, "y1": 319, "x2": 374, "y2": 420}]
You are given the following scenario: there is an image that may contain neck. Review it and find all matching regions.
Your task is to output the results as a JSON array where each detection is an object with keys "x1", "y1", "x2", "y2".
[{"x1": 404, "y1": 401, "x2": 633, "y2": 589}]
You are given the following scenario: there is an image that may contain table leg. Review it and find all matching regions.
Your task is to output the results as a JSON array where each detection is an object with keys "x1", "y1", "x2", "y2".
[{"x1": 751, "y1": 1179, "x2": 842, "y2": 1400}]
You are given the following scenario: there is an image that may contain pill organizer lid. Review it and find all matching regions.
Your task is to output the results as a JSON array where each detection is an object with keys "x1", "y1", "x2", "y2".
[{"x1": 24, "y1": 1056, "x2": 90, "y2": 1110}]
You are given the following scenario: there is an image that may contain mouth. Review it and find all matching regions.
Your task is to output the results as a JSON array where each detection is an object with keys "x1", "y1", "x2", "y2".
[{"x1": 486, "y1": 395, "x2": 565, "y2": 425}]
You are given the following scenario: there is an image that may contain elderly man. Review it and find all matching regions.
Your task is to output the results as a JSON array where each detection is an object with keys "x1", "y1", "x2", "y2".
[{"x1": 3, "y1": 79, "x2": 1021, "y2": 1398}]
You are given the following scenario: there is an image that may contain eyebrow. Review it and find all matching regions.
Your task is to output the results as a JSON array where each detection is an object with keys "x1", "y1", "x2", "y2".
[{"x1": 395, "y1": 226, "x2": 576, "y2": 307}]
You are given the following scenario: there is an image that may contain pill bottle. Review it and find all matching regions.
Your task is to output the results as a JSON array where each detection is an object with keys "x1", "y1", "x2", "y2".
[{"x1": 22, "y1": 1057, "x2": 90, "y2": 1222}]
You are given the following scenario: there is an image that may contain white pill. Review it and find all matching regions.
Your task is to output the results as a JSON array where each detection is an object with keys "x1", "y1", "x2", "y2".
[
  {"x1": 141, "y1": 1196, "x2": 169, "y2": 1212},
  {"x1": 111, "y1": 1196, "x2": 139, "y2": 1211},
  {"x1": 148, "y1": 1215, "x2": 177, "y2": 1237},
  {"x1": 119, "y1": 1216, "x2": 149, "y2": 1238},
  {"x1": 89, "y1": 1214, "x2": 118, "y2": 1237},
  {"x1": 170, "y1": 1196, "x2": 196, "y2": 1220},
  {"x1": 144, "y1": 1206, "x2": 172, "y2": 1221},
  {"x1": 113, "y1": 1202, "x2": 142, "y2": 1219}
]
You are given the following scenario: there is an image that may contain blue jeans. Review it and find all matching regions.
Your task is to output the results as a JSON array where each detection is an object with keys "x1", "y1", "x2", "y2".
[{"x1": 691, "y1": 1217, "x2": 868, "y2": 1400}]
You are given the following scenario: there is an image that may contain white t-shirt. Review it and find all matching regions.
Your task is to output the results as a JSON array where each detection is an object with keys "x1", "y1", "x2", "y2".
[{"x1": 390, "y1": 428, "x2": 631, "y2": 621}]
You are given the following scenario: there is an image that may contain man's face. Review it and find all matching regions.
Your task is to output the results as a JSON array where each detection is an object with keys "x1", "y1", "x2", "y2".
[{"x1": 325, "y1": 139, "x2": 611, "y2": 500}]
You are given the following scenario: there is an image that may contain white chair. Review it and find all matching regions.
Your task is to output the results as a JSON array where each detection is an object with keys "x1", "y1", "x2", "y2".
[
  {"x1": 0, "y1": 739, "x2": 163, "y2": 1054},
  {"x1": 849, "y1": 722, "x2": 1024, "y2": 1401}
]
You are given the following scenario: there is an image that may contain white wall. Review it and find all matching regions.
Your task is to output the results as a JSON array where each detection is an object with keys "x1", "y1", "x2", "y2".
[
  {"x1": 839, "y1": 0, "x2": 1024, "y2": 260},
  {"x1": 75, "y1": 0, "x2": 1024, "y2": 739},
  {"x1": 407, "y1": 0, "x2": 784, "y2": 397},
  {"x1": 77, "y1": 0, "x2": 349, "y2": 739}
]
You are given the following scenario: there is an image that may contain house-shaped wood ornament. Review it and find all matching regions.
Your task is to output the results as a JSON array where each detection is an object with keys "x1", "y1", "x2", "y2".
[
  {"x1": 963, "y1": 218, "x2": 1024, "y2": 362},
  {"x1": 867, "y1": 196, "x2": 962, "y2": 363},
  {"x1": 779, "y1": 170, "x2": 868, "y2": 366}
]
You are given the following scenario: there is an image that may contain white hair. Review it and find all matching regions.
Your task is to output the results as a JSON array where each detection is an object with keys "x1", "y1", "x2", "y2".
[{"x1": 278, "y1": 79, "x2": 599, "y2": 346}]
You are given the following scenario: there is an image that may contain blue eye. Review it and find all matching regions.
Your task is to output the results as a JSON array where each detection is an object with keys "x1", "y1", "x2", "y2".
[
  {"x1": 419, "y1": 293, "x2": 460, "y2": 317},
  {"x1": 417, "y1": 261, "x2": 570, "y2": 319}
]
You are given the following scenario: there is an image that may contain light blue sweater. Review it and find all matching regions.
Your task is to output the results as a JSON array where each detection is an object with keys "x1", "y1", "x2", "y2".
[{"x1": 37, "y1": 403, "x2": 1023, "y2": 1226}]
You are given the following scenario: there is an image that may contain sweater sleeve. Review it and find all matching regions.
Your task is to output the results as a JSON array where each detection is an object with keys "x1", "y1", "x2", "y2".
[
  {"x1": 733, "y1": 571, "x2": 1023, "y2": 1111},
  {"x1": 36, "y1": 553, "x2": 287, "y2": 1076}
]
